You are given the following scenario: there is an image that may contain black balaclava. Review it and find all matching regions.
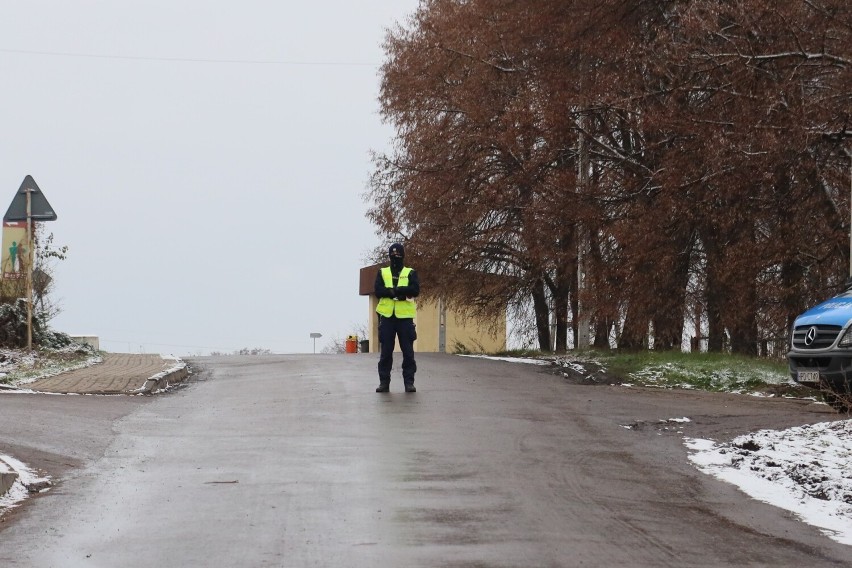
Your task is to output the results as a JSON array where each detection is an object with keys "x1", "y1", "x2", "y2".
[{"x1": 389, "y1": 243, "x2": 405, "y2": 273}]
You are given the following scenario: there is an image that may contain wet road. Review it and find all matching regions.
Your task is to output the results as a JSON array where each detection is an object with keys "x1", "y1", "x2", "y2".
[{"x1": 0, "y1": 353, "x2": 849, "y2": 567}]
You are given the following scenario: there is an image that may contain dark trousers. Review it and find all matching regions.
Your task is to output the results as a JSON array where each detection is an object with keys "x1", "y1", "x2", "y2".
[{"x1": 378, "y1": 316, "x2": 416, "y2": 386}]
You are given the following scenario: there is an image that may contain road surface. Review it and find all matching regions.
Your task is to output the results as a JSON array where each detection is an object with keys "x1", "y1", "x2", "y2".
[{"x1": 0, "y1": 353, "x2": 848, "y2": 567}]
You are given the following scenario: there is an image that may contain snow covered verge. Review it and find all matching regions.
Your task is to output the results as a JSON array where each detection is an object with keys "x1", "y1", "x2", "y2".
[
  {"x1": 0, "y1": 346, "x2": 101, "y2": 389},
  {"x1": 0, "y1": 453, "x2": 51, "y2": 514},
  {"x1": 686, "y1": 420, "x2": 852, "y2": 546}
]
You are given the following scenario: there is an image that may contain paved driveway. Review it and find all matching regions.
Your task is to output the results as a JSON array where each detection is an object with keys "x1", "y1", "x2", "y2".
[{"x1": 24, "y1": 353, "x2": 186, "y2": 394}]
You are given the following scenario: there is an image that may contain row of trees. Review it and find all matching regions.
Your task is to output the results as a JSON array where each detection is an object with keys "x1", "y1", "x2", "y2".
[{"x1": 367, "y1": 0, "x2": 851, "y2": 355}]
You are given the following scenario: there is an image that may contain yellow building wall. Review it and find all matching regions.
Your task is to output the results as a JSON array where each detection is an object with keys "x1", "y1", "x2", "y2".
[
  {"x1": 443, "y1": 304, "x2": 506, "y2": 354},
  {"x1": 413, "y1": 299, "x2": 440, "y2": 352},
  {"x1": 366, "y1": 297, "x2": 505, "y2": 354}
]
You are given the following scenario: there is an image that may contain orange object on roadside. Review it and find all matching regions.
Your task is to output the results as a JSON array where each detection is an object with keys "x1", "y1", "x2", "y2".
[{"x1": 345, "y1": 335, "x2": 358, "y2": 353}]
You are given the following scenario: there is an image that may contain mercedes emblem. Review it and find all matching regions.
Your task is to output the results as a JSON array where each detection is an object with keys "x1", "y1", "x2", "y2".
[{"x1": 805, "y1": 326, "x2": 818, "y2": 346}]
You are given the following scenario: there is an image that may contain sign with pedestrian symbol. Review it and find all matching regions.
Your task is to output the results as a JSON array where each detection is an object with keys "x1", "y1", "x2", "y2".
[
  {"x1": 1, "y1": 175, "x2": 58, "y2": 351},
  {"x1": 1, "y1": 221, "x2": 28, "y2": 280},
  {"x1": 3, "y1": 175, "x2": 57, "y2": 221}
]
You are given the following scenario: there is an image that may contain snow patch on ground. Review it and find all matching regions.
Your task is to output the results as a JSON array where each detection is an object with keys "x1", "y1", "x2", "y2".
[
  {"x1": 460, "y1": 354, "x2": 550, "y2": 365},
  {"x1": 686, "y1": 420, "x2": 852, "y2": 546},
  {"x1": 0, "y1": 453, "x2": 51, "y2": 513}
]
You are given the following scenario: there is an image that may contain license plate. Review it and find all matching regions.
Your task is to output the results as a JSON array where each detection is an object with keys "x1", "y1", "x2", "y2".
[{"x1": 797, "y1": 370, "x2": 820, "y2": 383}]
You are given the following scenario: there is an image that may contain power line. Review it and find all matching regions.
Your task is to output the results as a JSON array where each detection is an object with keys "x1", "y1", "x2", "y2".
[
  {"x1": 99, "y1": 337, "x2": 312, "y2": 351},
  {"x1": 0, "y1": 47, "x2": 378, "y2": 67},
  {"x1": 100, "y1": 338, "x2": 233, "y2": 351}
]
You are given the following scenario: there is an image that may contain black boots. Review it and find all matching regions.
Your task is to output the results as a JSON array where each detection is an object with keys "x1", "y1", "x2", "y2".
[{"x1": 375, "y1": 383, "x2": 416, "y2": 392}]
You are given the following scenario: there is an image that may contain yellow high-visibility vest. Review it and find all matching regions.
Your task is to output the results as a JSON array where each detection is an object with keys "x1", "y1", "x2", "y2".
[{"x1": 376, "y1": 266, "x2": 416, "y2": 318}]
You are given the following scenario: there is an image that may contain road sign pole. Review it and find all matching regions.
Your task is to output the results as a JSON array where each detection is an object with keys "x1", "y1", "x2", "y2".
[
  {"x1": 309, "y1": 332, "x2": 322, "y2": 354},
  {"x1": 3, "y1": 176, "x2": 58, "y2": 351},
  {"x1": 25, "y1": 189, "x2": 32, "y2": 351}
]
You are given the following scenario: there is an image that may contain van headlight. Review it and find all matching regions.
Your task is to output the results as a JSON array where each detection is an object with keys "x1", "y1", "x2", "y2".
[{"x1": 839, "y1": 329, "x2": 852, "y2": 347}]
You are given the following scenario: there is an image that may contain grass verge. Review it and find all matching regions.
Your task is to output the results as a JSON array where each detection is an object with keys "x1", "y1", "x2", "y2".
[
  {"x1": 496, "y1": 348, "x2": 797, "y2": 395},
  {"x1": 0, "y1": 347, "x2": 101, "y2": 387}
]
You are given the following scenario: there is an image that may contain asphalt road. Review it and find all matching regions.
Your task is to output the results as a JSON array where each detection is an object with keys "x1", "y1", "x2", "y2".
[{"x1": 0, "y1": 353, "x2": 848, "y2": 567}]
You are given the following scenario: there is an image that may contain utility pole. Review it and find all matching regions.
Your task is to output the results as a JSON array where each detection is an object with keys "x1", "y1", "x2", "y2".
[
  {"x1": 848, "y1": 149, "x2": 852, "y2": 279},
  {"x1": 576, "y1": 111, "x2": 591, "y2": 349},
  {"x1": 438, "y1": 297, "x2": 447, "y2": 353}
]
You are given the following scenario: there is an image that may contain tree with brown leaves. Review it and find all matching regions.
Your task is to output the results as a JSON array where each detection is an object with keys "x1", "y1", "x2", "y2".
[{"x1": 368, "y1": 0, "x2": 851, "y2": 355}]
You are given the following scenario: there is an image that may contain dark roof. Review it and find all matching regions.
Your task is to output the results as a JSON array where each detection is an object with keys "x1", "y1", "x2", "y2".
[{"x1": 359, "y1": 263, "x2": 383, "y2": 296}]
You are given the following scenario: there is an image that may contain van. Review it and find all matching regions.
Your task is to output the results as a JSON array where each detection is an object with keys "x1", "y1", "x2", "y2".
[{"x1": 787, "y1": 288, "x2": 852, "y2": 412}]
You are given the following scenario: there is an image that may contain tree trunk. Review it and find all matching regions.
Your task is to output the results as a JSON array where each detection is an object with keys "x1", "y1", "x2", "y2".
[
  {"x1": 781, "y1": 260, "x2": 805, "y2": 333},
  {"x1": 726, "y1": 263, "x2": 759, "y2": 356},
  {"x1": 531, "y1": 277, "x2": 551, "y2": 351},
  {"x1": 553, "y1": 263, "x2": 572, "y2": 354},
  {"x1": 593, "y1": 318, "x2": 611, "y2": 349},
  {"x1": 588, "y1": 227, "x2": 613, "y2": 349},
  {"x1": 620, "y1": 301, "x2": 648, "y2": 351},
  {"x1": 728, "y1": 296, "x2": 759, "y2": 355},
  {"x1": 705, "y1": 245, "x2": 725, "y2": 353},
  {"x1": 554, "y1": 293, "x2": 569, "y2": 353},
  {"x1": 652, "y1": 236, "x2": 693, "y2": 351},
  {"x1": 729, "y1": 326, "x2": 757, "y2": 355}
]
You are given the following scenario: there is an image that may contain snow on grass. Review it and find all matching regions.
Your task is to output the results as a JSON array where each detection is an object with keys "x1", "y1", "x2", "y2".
[
  {"x1": 0, "y1": 346, "x2": 101, "y2": 388},
  {"x1": 626, "y1": 361, "x2": 793, "y2": 392}
]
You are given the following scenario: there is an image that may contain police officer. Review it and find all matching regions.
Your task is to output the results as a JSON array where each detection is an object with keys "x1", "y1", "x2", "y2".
[{"x1": 375, "y1": 243, "x2": 420, "y2": 392}]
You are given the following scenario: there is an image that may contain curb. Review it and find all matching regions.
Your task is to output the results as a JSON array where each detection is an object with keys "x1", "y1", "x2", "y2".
[
  {"x1": 0, "y1": 457, "x2": 19, "y2": 498},
  {"x1": 139, "y1": 363, "x2": 190, "y2": 394}
]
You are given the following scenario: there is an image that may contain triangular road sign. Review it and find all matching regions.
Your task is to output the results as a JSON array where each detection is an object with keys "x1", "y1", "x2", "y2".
[{"x1": 3, "y1": 175, "x2": 57, "y2": 221}]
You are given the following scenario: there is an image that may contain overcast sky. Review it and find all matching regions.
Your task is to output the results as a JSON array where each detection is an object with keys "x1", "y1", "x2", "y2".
[{"x1": 0, "y1": 1, "x2": 420, "y2": 355}]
